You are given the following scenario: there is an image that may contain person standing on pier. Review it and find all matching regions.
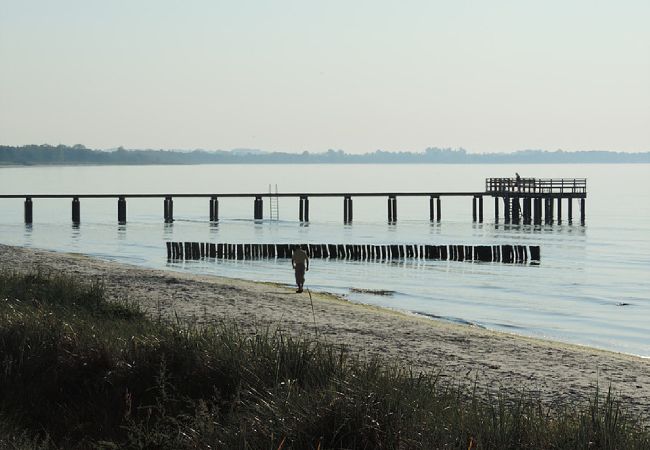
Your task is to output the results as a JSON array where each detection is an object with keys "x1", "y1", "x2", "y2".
[{"x1": 291, "y1": 245, "x2": 309, "y2": 293}]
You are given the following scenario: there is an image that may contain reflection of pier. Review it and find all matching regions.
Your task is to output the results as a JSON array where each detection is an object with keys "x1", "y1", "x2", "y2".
[
  {"x1": 3, "y1": 177, "x2": 586, "y2": 225},
  {"x1": 486, "y1": 178, "x2": 587, "y2": 225}
]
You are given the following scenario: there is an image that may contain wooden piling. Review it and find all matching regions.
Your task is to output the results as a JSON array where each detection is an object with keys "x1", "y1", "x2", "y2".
[
  {"x1": 475, "y1": 245, "x2": 491, "y2": 262},
  {"x1": 436, "y1": 197, "x2": 441, "y2": 222},
  {"x1": 478, "y1": 196, "x2": 483, "y2": 223},
  {"x1": 580, "y1": 198, "x2": 585, "y2": 224},
  {"x1": 501, "y1": 245, "x2": 513, "y2": 263},
  {"x1": 343, "y1": 196, "x2": 353, "y2": 223},
  {"x1": 504, "y1": 197, "x2": 511, "y2": 224},
  {"x1": 534, "y1": 198, "x2": 542, "y2": 225},
  {"x1": 529, "y1": 245, "x2": 540, "y2": 262},
  {"x1": 429, "y1": 196, "x2": 435, "y2": 222},
  {"x1": 568, "y1": 198, "x2": 573, "y2": 223},
  {"x1": 210, "y1": 197, "x2": 219, "y2": 222},
  {"x1": 388, "y1": 196, "x2": 397, "y2": 222},
  {"x1": 557, "y1": 198, "x2": 562, "y2": 224},
  {"x1": 254, "y1": 196, "x2": 263, "y2": 220},
  {"x1": 118, "y1": 196, "x2": 127, "y2": 224},
  {"x1": 544, "y1": 197, "x2": 553, "y2": 224},
  {"x1": 298, "y1": 196, "x2": 310, "y2": 222},
  {"x1": 164, "y1": 197, "x2": 173, "y2": 223},
  {"x1": 166, "y1": 242, "x2": 172, "y2": 259},
  {"x1": 511, "y1": 198, "x2": 520, "y2": 224},
  {"x1": 72, "y1": 197, "x2": 80, "y2": 224},
  {"x1": 472, "y1": 197, "x2": 477, "y2": 222},
  {"x1": 456, "y1": 245, "x2": 465, "y2": 261},
  {"x1": 24, "y1": 197, "x2": 33, "y2": 224},
  {"x1": 494, "y1": 196, "x2": 499, "y2": 223},
  {"x1": 523, "y1": 197, "x2": 531, "y2": 225}
]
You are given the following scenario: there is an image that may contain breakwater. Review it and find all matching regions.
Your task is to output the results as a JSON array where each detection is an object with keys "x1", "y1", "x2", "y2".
[{"x1": 166, "y1": 242, "x2": 540, "y2": 264}]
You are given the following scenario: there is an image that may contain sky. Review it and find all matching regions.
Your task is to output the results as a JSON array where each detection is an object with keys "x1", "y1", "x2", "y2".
[{"x1": 0, "y1": 0, "x2": 648, "y2": 153}]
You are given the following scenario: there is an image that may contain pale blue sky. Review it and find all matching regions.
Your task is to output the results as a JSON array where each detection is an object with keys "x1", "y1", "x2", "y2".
[{"x1": 1, "y1": 0, "x2": 648, "y2": 153}]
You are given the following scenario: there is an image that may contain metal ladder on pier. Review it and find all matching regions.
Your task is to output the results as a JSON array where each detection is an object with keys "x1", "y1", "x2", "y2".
[{"x1": 269, "y1": 184, "x2": 280, "y2": 221}]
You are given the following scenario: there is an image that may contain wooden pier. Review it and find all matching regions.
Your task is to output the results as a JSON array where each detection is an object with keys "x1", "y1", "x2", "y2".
[{"x1": 2, "y1": 178, "x2": 586, "y2": 225}]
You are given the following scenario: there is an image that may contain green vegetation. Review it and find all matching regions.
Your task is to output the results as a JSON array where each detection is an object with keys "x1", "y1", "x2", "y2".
[{"x1": 0, "y1": 271, "x2": 648, "y2": 449}]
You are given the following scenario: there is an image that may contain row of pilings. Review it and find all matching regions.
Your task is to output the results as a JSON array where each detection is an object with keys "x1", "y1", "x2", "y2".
[
  {"x1": 495, "y1": 196, "x2": 586, "y2": 225},
  {"x1": 19, "y1": 195, "x2": 584, "y2": 225},
  {"x1": 166, "y1": 242, "x2": 540, "y2": 264}
]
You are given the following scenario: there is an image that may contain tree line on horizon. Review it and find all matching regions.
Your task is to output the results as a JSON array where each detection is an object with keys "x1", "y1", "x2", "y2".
[{"x1": 1, "y1": 144, "x2": 649, "y2": 165}]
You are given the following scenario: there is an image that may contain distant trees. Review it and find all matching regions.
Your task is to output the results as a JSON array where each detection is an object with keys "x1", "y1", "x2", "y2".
[{"x1": 0, "y1": 144, "x2": 648, "y2": 165}]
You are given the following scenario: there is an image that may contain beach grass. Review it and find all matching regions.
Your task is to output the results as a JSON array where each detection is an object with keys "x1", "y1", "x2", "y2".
[{"x1": 0, "y1": 271, "x2": 648, "y2": 449}]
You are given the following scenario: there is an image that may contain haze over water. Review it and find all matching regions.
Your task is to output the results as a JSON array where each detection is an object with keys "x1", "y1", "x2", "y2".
[{"x1": 0, "y1": 163, "x2": 649, "y2": 357}]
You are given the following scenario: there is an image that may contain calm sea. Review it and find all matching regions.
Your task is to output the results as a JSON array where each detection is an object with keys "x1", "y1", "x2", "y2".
[{"x1": 1, "y1": 164, "x2": 649, "y2": 357}]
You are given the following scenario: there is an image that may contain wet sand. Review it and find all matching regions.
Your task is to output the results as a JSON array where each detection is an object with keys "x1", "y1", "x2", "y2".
[{"x1": 1, "y1": 243, "x2": 648, "y2": 418}]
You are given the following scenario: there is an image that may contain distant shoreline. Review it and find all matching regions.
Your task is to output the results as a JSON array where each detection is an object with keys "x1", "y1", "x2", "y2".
[
  {"x1": 2, "y1": 161, "x2": 650, "y2": 168},
  {"x1": 2, "y1": 144, "x2": 649, "y2": 166}
]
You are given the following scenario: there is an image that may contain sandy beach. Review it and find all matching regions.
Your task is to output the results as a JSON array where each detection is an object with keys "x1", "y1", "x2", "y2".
[{"x1": 1, "y1": 243, "x2": 648, "y2": 419}]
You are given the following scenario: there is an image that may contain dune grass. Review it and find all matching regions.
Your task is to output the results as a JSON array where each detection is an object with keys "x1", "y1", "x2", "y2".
[{"x1": 0, "y1": 270, "x2": 648, "y2": 449}]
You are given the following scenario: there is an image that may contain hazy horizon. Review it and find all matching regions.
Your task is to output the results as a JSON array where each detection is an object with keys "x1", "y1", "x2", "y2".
[{"x1": 1, "y1": 1, "x2": 648, "y2": 153}]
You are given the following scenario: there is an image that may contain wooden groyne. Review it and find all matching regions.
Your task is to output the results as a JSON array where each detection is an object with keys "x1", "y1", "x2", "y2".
[
  {"x1": 3, "y1": 177, "x2": 585, "y2": 226},
  {"x1": 166, "y1": 242, "x2": 540, "y2": 264}
]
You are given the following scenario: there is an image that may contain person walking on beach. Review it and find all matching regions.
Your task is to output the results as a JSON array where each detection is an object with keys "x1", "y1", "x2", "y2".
[{"x1": 291, "y1": 245, "x2": 309, "y2": 293}]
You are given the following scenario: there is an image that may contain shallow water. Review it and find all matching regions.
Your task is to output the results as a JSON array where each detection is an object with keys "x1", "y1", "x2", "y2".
[{"x1": 1, "y1": 163, "x2": 648, "y2": 357}]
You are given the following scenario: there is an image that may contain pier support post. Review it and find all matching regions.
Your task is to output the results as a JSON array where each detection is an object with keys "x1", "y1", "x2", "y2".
[
  {"x1": 72, "y1": 197, "x2": 80, "y2": 224},
  {"x1": 478, "y1": 196, "x2": 483, "y2": 223},
  {"x1": 511, "y1": 197, "x2": 520, "y2": 224},
  {"x1": 388, "y1": 196, "x2": 397, "y2": 222},
  {"x1": 24, "y1": 197, "x2": 33, "y2": 224},
  {"x1": 299, "y1": 196, "x2": 309, "y2": 222},
  {"x1": 254, "y1": 196, "x2": 263, "y2": 220},
  {"x1": 164, "y1": 197, "x2": 174, "y2": 223},
  {"x1": 557, "y1": 198, "x2": 562, "y2": 224},
  {"x1": 580, "y1": 198, "x2": 585, "y2": 225},
  {"x1": 523, "y1": 198, "x2": 531, "y2": 224},
  {"x1": 568, "y1": 198, "x2": 573, "y2": 223},
  {"x1": 504, "y1": 197, "x2": 510, "y2": 224},
  {"x1": 543, "y1": 198, "x2": 549, "y2": 224},
  {"x1": 343, "y1": 196, "x2": 353, "y2": 223},
  {"x1": 472, "y1": 197, "x2": 477, "y2": 222},
  {"x1": 534, "y1": 198, "x2": 542, "y2": 225},
  {"x1": 209, "y1": 196, "x2": 219, "y2": 222},
  {"x1": 494, "y1": 197, "x2": 499, "y2": 223},
  {"x1": 436, "y1": 197, "x2": 441, "y2": 222},
  {"x1": 118, "y1": 196, "x2": 127, "y2": 224},
  {"x1": 304, "y1": 196, "x2": 309, "y2": 222},
  {"x1": 429, "y1": 196, "x2": 435, "y2": 222}
]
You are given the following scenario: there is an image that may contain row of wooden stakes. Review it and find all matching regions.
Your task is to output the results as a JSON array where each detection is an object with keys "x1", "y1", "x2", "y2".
[{"x1": 166, "y1": 242, "x2": 540, "y2": 264}]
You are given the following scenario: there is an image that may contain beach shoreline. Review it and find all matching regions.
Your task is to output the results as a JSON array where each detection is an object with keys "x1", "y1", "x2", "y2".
[{"x1": 1, "y1": 243, "x2": 648, "y2": 418}]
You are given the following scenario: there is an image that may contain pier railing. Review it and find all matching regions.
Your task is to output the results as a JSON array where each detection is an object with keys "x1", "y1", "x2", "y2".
[{"x1": 485, "y1": 178, "x2": 587, "y2": 195}]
